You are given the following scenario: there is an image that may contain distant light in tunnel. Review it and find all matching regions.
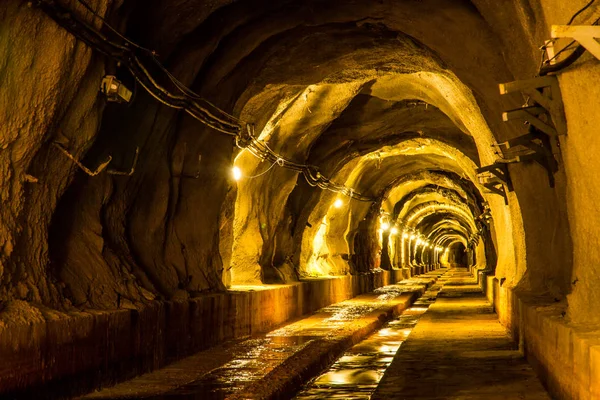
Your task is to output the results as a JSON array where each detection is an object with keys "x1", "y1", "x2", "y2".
[
  {"x1": 232, "y1": 166, "x2": 242, "y2": 181},
  {"x1": 390, "y1": 227, "x2": 398, "y2": 235},
  {"x1": 381, "y1": 222, "x2": 390, "y2": 231},
  {"x1": 334, "y1": 198, "x2": 344, "y2": 208}
]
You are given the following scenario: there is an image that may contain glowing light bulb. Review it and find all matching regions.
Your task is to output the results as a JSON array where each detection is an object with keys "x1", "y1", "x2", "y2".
[
  {"x1": 381, "y1": 222, "x2": 390, "y2": 231},
  {"x1": 410, "y1": 234, "x2": 416, "y2": 240},
  {"x1": 402, "y1": 232, "x2": 409, "y2": 239},
  {"x1": 334, "y1": 198, "x2": 343, "y2": 208},
  {"x1": 416, "y1": 239, "x2": 423, "y2": 245},
  {"x1": 232, "y1": 166, "x2": 242, "y2": 181},
  {"x1": 390, "y1": 227, "x2": 398, "y2": 235}
]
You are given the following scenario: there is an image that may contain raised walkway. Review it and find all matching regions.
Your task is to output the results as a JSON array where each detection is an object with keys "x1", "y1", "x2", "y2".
[
  {"x1": 80, "y1": 268, "x2": 550, "y2": 400},
  {"x1": 81, "y1": 271, "x2": 441, "y2": 399},
  {"x1": 372, "y1": 268, "x2": 550, "y2": 400}
]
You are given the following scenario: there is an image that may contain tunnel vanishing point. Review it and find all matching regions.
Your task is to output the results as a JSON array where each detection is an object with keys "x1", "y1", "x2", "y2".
[{"x1": 2, "y1": 0, "x2": 600, "y2": 399}]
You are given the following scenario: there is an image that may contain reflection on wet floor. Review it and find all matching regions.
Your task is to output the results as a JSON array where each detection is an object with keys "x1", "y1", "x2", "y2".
[
  {"x1": 146, "y1": 335, "x2": 319, "y2": 400},
  {"x1": 83, "y1": 274, "x2": 440, "y2": 400},
  {"x1": 293, "y1": 275, "x2": 448, "y2": 400}
]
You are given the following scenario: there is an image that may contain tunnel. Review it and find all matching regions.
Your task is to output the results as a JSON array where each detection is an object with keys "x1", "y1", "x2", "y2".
[{"x1": 1, "y1": 0, "x2": 599, "y2": 398}]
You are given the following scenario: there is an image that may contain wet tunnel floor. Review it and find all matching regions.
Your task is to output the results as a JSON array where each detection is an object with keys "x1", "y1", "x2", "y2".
[
  {"x1": 82, "y1": 268, "x2": 550, "y2": 400},
  {"x1": 371, "y1": 269, "x2": 550, "y2": 400},
  {"x1": 293, "y1": 276, "x2": 445, "y2": 400}
]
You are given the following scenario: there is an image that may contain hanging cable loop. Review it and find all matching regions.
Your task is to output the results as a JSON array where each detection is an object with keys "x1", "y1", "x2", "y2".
[{"x1": 32, "y1": 0, "x2": 375, "y2": 202}]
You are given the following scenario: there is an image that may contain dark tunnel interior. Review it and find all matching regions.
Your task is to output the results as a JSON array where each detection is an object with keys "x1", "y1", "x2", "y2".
[{"x1": 2, "y1": 0, "x2": 600, "y2": 398}]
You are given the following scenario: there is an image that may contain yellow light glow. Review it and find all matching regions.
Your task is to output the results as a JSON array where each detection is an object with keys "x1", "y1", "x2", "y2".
[
  {"x1": 306, "y1": 216, "x2": 330, "y2": 277},
  {"x1": 232, "y1": 166, "x2": 242, "y2": 181},
  {"x1": 390, "y1": 227, "x2": 398, "y2": 235},
  {"x1": 402, "y1": 232, "x2": 409, "y2": 239},
  {"x1": 410, "y1": 234, "x2": 416, "y2": 240},
  {"x1": 334, "y1": 198, "x2": 343, "y2": 208},
  {"x1": 381, "y1": 222, "x2": 390, "y2": 231}
]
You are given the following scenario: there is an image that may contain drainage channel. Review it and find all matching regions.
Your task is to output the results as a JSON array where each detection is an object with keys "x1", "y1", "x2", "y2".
[{"x1": 292, "y1": 272, "x2": 449, "y2": 400}]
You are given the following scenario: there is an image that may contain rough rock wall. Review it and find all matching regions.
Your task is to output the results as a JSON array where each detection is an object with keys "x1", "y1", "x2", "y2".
[
  {"x1": 0, "y1": 0, "x2": 112, "y2": 309},
  {"x1": 0, "y1": 0, "x2": 581, "y2": 324},
  {"x1": 476, "y1": 0, "x2": 596, "y2": 323}
]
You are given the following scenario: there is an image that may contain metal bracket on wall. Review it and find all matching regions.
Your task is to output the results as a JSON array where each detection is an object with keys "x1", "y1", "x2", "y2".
[
  {"x1": 552, "y1": 25, "x2": 600, "y2": 61},
  {"x1": 499, "y1": 75, "x2": 567, "y2": 137},
  {"x1": 53, "y1": 143, "x2": 112, "y2": 176},
  {"x1": 107, "y1": 147, "x2": 140, "y2": 176},
  {"x1": 476, "y1": 163, "x2": 513, "y2": 205},
  {"x1": 493, "y1": 126, "x2": 559, "y2": 188},
  {"x1": 476, "y1": 204, "x2": 492, "y2": 227},
  {"x1": 54, "y1": 143, "x2": 140, "y2": 177}
]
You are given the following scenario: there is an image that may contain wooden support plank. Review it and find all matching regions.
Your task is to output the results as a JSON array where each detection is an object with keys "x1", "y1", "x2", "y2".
[
  {"x1": 545, "y1": 40, "x2": 557, "y2": 65},
  {"x1": 527, "y1": 117, "x2": 558, "y2": 137},
  {"x1": 502, "y1": 107, "x2": 546, "y2": 122},
  {"x1": 552, "y1": 25, "x2": 600, "y2": 60},
  {"x1": 499, "y1": 76, "x2": 557, "y2": 95},
  {"x1": 523, "y1": 88, "x2": 553, "y2": 111},
  {"x1": 499, "y1": 75, "x2": 566, "y2": 136},
  {"x1": 483, "y1": 183, "x2": 508, "y2": 205}
]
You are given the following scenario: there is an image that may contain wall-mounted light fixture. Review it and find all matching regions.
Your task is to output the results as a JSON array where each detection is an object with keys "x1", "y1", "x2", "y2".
[
  {"x1": 232, "y1": 166, "x2": 242, "y2": 181},
  {"x1": 100, "y1": 75, "x2": 132, "y2": 103}
]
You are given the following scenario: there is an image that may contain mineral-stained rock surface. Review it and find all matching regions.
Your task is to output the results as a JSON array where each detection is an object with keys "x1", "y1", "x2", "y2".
[{"x1": 1, "y1": 0, "x2": 599, "y2": 398}]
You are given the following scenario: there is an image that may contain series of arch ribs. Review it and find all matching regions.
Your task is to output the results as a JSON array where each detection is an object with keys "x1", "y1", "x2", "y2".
[{"x1": 5, "y1": 0, "x2": 600, "y2": 399}]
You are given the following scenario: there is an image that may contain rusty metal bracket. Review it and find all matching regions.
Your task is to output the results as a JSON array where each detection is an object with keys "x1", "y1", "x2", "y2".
[
  {"x1": 53, "y1": 143, "x2": 112, "y2": 176},
  {"x1": 493, "y1": 126, "x2": 559, "y2": 188},
  {"x1": 552, "y1": 25, "x2": 600, "y2": 61},
  {"x1": 499, "y1": 75, "x2": 567, "y2": 137},
  {"x1": 107, "y1": 147, "x2": 140, "y2": 176},
  {"x1": 54, "y1": 143, "x2": 142, "y2": 177},
  {"x1": 476, "y1": 163, "x2": 513, "y2": 205}
]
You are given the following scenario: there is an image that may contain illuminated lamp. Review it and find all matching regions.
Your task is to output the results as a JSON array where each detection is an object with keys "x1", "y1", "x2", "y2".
[{"x1": 232, "y1": 166, "x2": 242, "y2": 181}]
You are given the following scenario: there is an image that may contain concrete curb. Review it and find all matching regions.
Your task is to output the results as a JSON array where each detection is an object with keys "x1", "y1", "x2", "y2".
[{"x1": 229, "y1": 275, "x2": 441, "y2": 400}]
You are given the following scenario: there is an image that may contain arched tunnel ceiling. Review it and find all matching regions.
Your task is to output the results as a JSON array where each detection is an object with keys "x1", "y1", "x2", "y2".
[
  {"x1": 213, "y1": 0, "x2": 509, "y2": 285},
  {"x1": 8, "y1": 5, "x2": 600, "y2": 396},
  {"x1": 4, "y1": 0, "x2": 551, "y2": 312}
]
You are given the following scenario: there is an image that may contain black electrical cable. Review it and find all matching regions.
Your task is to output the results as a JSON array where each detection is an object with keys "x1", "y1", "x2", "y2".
[
  {"x1": 75, "y1": 0, "x2": 242, "y2": 124},
  {"x1": 539, "y1": 43, "x2": 586, "y2": 76},
  {"x1": 33, "y1": 0, "x2": 376, "y2": 202},
  {"x1": 539, "y1": 16, "x2": 600, "y2": 76},
  {"x1": 75, "y1": 0, "x2": 154, "y2": 54},
  {"x1": 568, "y1": 0, "x2": 596, "y2": 24},
  {"x1": 539, "y1": 6, "x2": 600, "y2": 76}
]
